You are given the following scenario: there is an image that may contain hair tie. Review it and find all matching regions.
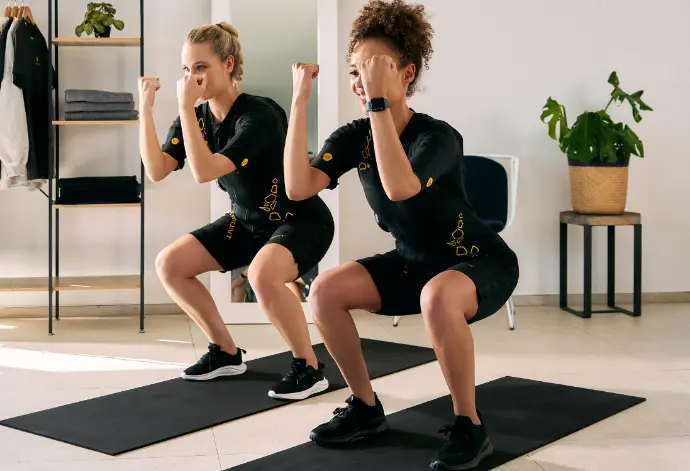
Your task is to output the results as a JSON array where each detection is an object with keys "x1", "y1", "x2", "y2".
[{"x1": 216, "y1": 23, "x2": 224, "y2": 30}]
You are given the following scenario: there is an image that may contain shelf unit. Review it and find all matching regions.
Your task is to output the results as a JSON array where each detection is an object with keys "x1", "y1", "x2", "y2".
[{"x1": 42, "y1": 0, "x2": 146, "y2": 334}]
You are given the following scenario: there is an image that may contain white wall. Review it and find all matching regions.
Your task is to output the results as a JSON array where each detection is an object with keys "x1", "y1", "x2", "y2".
[
  {"x1": 337, "y1": 0, "x2": 690, "y2": 295},
  {"x1": 0, "y1": 0, "x2": 212, "y2": 307}
]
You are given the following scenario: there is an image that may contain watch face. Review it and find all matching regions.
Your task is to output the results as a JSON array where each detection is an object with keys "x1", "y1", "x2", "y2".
[{"x1": 367, "y1": 98, "x2": 388, "y2": 112}]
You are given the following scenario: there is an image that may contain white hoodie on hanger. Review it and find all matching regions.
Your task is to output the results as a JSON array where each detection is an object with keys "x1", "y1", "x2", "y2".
[{"x1": 0, "y1": 18, "x2": 30, "y2": 190}]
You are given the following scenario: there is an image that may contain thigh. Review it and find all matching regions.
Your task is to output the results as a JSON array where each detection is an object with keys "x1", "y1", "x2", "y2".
[
  {"x1": 190, "y1": 212, "x2": 261, "y2": 273},
  {"x1": 265, "y1": 218, "x2": 335, "y2": 279},
  {"x1": 356, "y1": 250, "x2": 433, "y2": 316},
  {"x1": 309, "y1": 261, "x2": 382, "y2": 313},
  {"x1": 449, "y1": 254, "x2": 519, "y2": 324},
  {"x1": 158, "y1": 234, "x2": 223, "y2": 278},
  {"x1": 247, "y1": 243, "x2": 299, "y2": 284}
]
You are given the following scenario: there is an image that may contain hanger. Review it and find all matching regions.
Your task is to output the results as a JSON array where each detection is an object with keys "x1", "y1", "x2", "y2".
[
  {"x1": 20, "y1": 0, "x2": 33, "y2": 24},
  {"x1": 10, "y1": 0, "x2": 18, "y2": 17},
  {"x1": 3, "y1": 2, "x2": 11, "y2": 17}
]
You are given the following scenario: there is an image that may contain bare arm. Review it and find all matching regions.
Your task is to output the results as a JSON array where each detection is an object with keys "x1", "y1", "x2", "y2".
[
  {"x1": 178, "y1": 104, "x2": 237, "y2": 183},
  {"x1": 138, "y1": 76, "x2": 177, "y2": 182},
  {"x1": 284, "y1": 98, "x2": 330, "y2": 201}
]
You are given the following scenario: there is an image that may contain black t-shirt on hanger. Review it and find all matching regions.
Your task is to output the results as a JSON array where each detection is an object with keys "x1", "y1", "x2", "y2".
[{"x1": 12, "y1": 19, "x2": 54, "y2": 180}]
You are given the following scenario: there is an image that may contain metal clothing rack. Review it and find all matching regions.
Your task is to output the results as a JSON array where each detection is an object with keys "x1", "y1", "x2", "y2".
[{"x1": 45, "y1": 0, "x2": 146, "y2": 334}]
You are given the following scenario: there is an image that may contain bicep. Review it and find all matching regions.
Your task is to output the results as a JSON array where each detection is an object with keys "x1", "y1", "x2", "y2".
[
  {"x1": 218, "y1": 108, "x2": 280, "y2": 169},
  {"x1": 310, "y1": 125, "x2": 360, "y2": 189},
  {"x1": 160, "y1": 152, "x2": 181, "y2": 176},
  {"x1": 409, "y1": 130, "x2": 461, "y2": 189},
  {"x1": 309, "y1": 167, "x2": 332, "y2": 194}
]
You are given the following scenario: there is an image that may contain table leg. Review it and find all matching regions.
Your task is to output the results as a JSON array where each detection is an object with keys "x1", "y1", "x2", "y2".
[
  {"x1": 560, "y1": 222, "x2": 567, "y2": 309},
  {"x1": 607, "y1": 226, "x2": 615, "y2": 308},
  {"x1": 583, "y1": 225, "x2": 592, "y2": 318},
  {"x1": 633, "y1": 224, "x2": 642, "y2": 316}
]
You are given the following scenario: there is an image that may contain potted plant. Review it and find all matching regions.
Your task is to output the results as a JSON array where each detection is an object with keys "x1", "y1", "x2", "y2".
[
  {"x1": 74, "y1": 2, "x2": 125, "y2": 38},
  {"x1": 540, "y1": 72, "x2": 652, "y2": 214}
]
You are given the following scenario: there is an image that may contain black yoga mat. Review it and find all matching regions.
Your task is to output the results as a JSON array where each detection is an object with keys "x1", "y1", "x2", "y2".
[
  {"x1": 0, "y1": 339, "x2": 435, "y2": 456},
  {"x1": 225, "y1": 376, "x2": 645, "y2": 471}
]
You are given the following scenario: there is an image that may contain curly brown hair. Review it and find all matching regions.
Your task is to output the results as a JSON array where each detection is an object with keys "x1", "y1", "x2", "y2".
[{"x1": 348, "y1": 0, "x2": 434, "y2": 97}]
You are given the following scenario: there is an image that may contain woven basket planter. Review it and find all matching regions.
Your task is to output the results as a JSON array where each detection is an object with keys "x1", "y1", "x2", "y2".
[{"x1": 568, "y1": 158, "x2": 629, "y2": 215}]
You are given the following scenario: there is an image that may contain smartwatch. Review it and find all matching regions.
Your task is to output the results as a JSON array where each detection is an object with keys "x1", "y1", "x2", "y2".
[{"x1": 365, "y1": 97, "x2": 389, "y2": 112}]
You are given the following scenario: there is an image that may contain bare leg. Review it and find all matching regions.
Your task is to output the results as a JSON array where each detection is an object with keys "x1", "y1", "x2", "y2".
[
  {"x1": 420, "y1": 270, "x2": 481, "y2": 424},
  {"x1": 308, "y1": 262, "x2": 382, "y2": 405},
  {"x1": 247, "y1": 244, "x2": 317, "y2": 368},
  {"x1": 156, "y1": 235, "x2": 237, "y2": 354},
  {"x1": 286, "y1": 280, "x2": 305, "y2": 302}
]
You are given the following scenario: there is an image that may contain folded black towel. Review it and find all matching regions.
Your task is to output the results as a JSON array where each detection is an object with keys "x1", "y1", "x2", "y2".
[
  {"x1": 56, "y1": 176, "x2": 141, "y2": 205},
  {"x1": 64, "y1": 102, "x2": 135, "y2": 113},
  {"x1": 65, "y1": 89, "x2": 134, "y2": 104},
  {"x1": 65, "y1": 110, "x2": 139, "y2": 121}
]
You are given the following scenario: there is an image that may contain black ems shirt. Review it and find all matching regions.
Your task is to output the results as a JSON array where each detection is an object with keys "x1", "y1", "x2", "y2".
[
  {"x1": 162, "y1": 93, "x2": 327, "y2": 234},
  {"x1": 311, "y1": 112, "x2": 513, "y2": 269}
]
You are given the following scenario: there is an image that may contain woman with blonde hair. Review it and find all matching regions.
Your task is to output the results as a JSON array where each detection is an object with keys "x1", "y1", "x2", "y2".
[{"x1": 138, "y1": 22, "x2": 334, "y2": 401}]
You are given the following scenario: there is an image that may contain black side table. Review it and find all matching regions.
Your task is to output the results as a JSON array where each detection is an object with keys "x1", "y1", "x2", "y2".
[{"x1": 559, "y1": 211, "x2": 642, "y2": 318}]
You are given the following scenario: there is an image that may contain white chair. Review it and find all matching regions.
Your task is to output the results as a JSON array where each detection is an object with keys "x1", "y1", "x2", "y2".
[{"x1": 393, "y1": 154, "x2": 520, "y2": 330}]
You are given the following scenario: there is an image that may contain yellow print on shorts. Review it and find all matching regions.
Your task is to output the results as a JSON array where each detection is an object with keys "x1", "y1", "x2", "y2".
[
  {"x1": 226, "y1": 212, "x2": 237, "y2": 241},
  {"x1": 259, "y1": 178, "x2": 293, "y2": 222},
  {"x1": 358, "y1": 129, "x2": 373, "y2": 171},
  {"x1": 446, "y1": 213, "x2": 479, "y2": 257}
]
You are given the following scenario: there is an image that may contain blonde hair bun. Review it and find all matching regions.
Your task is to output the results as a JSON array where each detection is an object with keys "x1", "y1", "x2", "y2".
[{"x1": 217, "y1": 21, "x2": 239, "y2": 38}]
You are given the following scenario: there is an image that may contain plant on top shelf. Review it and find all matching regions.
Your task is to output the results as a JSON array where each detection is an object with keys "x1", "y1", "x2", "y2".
[
  {"x1": 74, "y1": 2, "x2": 125, "y2": 38},
  {"x1": 540, "y1": 72, "x2": 653, "y2": 215}
]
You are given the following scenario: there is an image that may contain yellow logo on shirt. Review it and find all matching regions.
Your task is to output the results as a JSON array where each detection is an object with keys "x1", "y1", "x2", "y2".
[
  {"x1": 323, "y1": 153, "x2": 333, "y2": 162},
  {"x1": 171, "y1": 138, "x2": 179, "y2": 145},
  {"x1": 446, "y1": 213, "x2": 480, "y2": 257},
  {"x1": 358, "y1": 129, "x2": 372, "y2": 171},
  {"x1": 241, "y1": 158, "x2": 249, "y2": 167},
  {"x1": 426, "y1": 177, "x2": 433, "y2": 187}
]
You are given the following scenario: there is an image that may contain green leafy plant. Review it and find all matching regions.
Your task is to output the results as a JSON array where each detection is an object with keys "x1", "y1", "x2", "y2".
[
  {"x1": 75, "y1": 2, "x2": 125, "y2": 37},
  {"x1": 540, "y1": 72, "x2": 653, "y2": 164}
]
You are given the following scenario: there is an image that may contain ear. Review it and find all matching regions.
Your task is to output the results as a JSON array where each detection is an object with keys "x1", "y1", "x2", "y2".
[
  {"x1": 401, "y1": 63, "x2": 416, "y2": 87},
  {"x1": 225, "y1": 55, "x2": 236, "y2": 74}
]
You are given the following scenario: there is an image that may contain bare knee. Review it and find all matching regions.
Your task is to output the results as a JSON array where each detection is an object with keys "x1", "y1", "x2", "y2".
[
  {"x1": 308, "y1": 270, "x2": 346, "y2": 323},
  {"x1": 420, "y1": 272, "x2": 477, "y2": 332},
  {"x1": 246, "y1": 263, "x2": 279, "y2": 298},
  {"x1": 155, "y1": 246, "x2": 180, "y2": 284}
]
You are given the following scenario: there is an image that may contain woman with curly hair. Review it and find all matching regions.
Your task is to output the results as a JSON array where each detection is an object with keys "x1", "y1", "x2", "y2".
[{"x1": 284, "y1": 0, "x2": 519, "y2": 468}]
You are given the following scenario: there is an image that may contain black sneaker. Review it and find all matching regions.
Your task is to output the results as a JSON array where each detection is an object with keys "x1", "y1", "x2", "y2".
[
  {"x1": 268, "y1": 358, "x2": 330, "y2": 400},
  {"x1": 430, "y1": 412, "x2": 494, "y2": 471},
  {"x1": 309, "y1": 394, "x2": 389, "y2": 446},
  {"x1": 180, "y1": 343, "x2": 247, "y2": 381}
]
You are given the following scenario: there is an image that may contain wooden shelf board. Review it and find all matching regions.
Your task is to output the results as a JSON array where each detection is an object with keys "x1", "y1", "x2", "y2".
[
  {"x1": 0, "y1": 275, "x2": 141, "y2": 293},
  {"x1": 52, "y1": 37, "x2": 141, "y2": 47},
  {"x1": 53, "y1": 203, "x2": 140, "y2": 209},
  {"x1": 53, "y1": 120, "x2": 139, "y2": 126}
]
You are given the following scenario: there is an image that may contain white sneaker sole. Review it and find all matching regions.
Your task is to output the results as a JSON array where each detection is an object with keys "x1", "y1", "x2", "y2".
[
  {"x1": 180, "y1": 363, "x2": 247, "y2": 381},
  {"x1": 268, "y1": 378, "x2": 330, "y2": 400}
]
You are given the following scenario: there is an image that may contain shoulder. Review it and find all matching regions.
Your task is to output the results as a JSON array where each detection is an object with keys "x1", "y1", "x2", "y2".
[
  {"x1": 236, "y1": 94, "x2": 287, "y2": 126},
  {"x1": 410, "y1": 113, "x2": 463, "y2": 149},
  {"x1": 328, "y1": 117, "x2": 370, "y2": 141}
]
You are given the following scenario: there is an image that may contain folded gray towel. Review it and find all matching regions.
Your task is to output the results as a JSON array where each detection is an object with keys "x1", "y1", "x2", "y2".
[
  {"x1": 65, "y1": 110, "x2": 139, "y2": 121},
  {"x1": 65, "y1": 89, "x2": 135, "y2": 104},
  {"x1": 64, "y1": 101, "x2": 135, "y2": 113}
]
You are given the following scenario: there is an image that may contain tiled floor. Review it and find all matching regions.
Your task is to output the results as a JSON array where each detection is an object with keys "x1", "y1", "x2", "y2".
[{"x1": 0, "y1": 303, "x2": 688, "y2": 470}]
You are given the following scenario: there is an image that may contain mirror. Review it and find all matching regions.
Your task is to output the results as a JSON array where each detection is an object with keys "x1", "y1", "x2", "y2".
[{"x1": 227, "y1": 0, "x2": 318, "y2": 304}]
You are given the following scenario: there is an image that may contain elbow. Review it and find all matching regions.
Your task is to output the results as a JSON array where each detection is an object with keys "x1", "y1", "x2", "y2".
[
  {"x1": 146, "y1": 170, "x2": 165, "y2": 183},
  {"x1": 192, "y1": 171, "x2": 214, "y2": 184},
  {"x1": 386, "y1": 189, "x2": 418, "y2": 202},
  {"x1": 286, "y1": 187, "x2": 307, "y2": 202}
]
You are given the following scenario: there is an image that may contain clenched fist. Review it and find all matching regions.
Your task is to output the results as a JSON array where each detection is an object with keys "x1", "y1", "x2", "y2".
[
  {"x1": 177, "y1": 74, "x2": 207, "y2": 110},
  {"x1": 292, "y1": 62, "x2": 319, "y2": 105},
  {"x1": 360, "y1": 55, "x2": 398, "y2": 100},
  {"x1": 138, "y1": 76, "x2": 161, "y2": 110}
]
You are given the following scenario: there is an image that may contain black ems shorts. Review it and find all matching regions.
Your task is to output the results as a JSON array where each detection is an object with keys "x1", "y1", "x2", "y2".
[
  {"x1": 357, "y1": 249, "x2": 519, "y2": 324},
  {"x1": 190, "y1": 211, "x2": 334, "y2": 279}
]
